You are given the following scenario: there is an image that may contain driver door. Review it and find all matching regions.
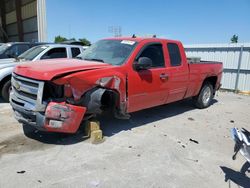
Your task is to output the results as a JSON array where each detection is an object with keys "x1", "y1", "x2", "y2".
[{"x1": 128, "y1": 43, "x2": 169, "y2": 112}]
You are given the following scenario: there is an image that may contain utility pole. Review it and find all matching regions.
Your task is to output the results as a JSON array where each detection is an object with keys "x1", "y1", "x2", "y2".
[{"x1": 108, "y1": 26, "x2": 122, "y2": 37}]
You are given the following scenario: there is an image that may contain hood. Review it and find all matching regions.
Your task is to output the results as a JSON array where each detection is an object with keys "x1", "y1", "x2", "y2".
[{"x1": 14, "y1": 58, "x2": 112, "y2": 81}]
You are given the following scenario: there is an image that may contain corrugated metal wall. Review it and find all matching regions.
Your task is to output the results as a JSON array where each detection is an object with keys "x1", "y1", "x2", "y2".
[
  {"x1": 0, "y1": 0, "x2": 46, "y2": 42},
  {"x1": 185, "y1": 43, "x2": 250, "y2": 92}
]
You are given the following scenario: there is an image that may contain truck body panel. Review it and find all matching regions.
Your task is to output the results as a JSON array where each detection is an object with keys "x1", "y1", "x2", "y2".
[{"x1": 10, "y1": 37, "x2": 223, "y2": 133}]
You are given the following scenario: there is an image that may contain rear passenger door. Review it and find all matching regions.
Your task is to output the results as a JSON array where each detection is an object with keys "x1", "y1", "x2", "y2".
[
  {"x1": 41, "y1": 47, "x2": 67, "y2": 59},
  {"x1": 164, "y1": 42, "x2": 189, "y2": 103}
]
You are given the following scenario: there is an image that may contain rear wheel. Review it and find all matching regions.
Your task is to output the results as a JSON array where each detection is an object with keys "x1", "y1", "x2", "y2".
[
  {"x1": 193, "y1": 82, "x2": 214, "y2": 109},
  {"x1": 1, "y1": 79, "x2": 11, "y2": 102}
]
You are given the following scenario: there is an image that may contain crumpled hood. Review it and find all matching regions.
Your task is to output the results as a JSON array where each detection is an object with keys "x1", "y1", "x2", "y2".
[{"x1": 14, "y1": 58, "x2": 112, "y2": 80}]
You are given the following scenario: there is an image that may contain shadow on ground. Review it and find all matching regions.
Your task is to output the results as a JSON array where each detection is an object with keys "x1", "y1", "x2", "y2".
[
  {"x1": 0, "y1": 98, "x2": 6, "y2": 104},
  {"x1": 220, "y1": 163, "x2": 250, "y2": 188},
  {"x1": 22, "y1": 99, "x2": 217, "y2": 145}
]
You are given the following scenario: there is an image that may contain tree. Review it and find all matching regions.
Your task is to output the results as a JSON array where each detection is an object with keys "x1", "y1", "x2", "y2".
[
  {"x1": 231, "y1": 34, "x2": 238, "y2": 43},
  {"x1": 54, "y1": 35, "x2": 91, "y2": 46},
  {"x1": 79, "y1": 38, "x2": 91, "y2": 46},
  {"x1": 54, "y1": 35, "x2": 67, "y2": 43}
]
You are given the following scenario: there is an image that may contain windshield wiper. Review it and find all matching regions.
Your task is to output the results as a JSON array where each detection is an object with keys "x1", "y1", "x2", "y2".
[{"x1": 84, "y1": 58, "x2": 105, "y2": 63}]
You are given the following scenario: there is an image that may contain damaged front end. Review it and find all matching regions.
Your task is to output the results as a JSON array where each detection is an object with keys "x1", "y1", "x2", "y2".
[{"x1": 10, "y1": 71, "x2": 129, "y2": 133}]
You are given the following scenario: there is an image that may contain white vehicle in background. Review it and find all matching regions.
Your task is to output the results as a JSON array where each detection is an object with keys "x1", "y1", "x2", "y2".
[{"x1": 0, "y1": 44, "x2": 85, "y2": 102}]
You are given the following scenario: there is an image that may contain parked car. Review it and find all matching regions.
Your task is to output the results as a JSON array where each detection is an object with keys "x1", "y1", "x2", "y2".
[
  {"x1": 0, "y1": 44, "x2": 85, "y2": 102},
  {"x1": 0, "y1": 42, "x2": 47, "y2": 60},
  {"x1": 10, "y1": 37, "x2": 223, "y2": 134}
]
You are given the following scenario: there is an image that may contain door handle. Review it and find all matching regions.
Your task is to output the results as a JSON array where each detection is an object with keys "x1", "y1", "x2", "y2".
[{"x1": 160, "y1": 73, "x2": 169, "y2": 80}]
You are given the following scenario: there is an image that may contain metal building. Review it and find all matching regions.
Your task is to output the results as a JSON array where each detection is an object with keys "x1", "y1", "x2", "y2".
[
  {"x1": 0, "y1": 0, "x2": 47, "y2": 42},
  {"x1": 185, "y1": 43, "x2": 250, "y2": 93}
]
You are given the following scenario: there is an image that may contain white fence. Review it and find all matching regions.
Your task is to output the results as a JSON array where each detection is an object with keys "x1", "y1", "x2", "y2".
[{"x1": 185, "y1": 43, "x2": 250, "y2": 92}]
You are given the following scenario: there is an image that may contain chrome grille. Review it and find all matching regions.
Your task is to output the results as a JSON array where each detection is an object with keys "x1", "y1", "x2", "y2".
[{"x1": 11, "y1": 73, "x2": 46, "y2": 112}]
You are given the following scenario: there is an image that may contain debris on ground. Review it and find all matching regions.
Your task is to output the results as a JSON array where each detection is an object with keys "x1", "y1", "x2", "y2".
[
  {"x1": 188, "y1": 117, "x2": 195, "y2": 121},
  {"x1": 17, "y1": 171, "x2": 26, "y2": 174},
  {"x1": 184, "y1": 158, "x2": 199, "y2": 163},
  {"x1": 37, "y1": 180, "x2": 42, "y2": 183},
  {"x1": 128, "y1": 146, "x2": 132, "y2": 148},
  {"x1": 189, "y1": 138, "x2": 199, "y2": 144},
  {"x1": 230, "y1": 120, "x2": 235, "y2": 123}
]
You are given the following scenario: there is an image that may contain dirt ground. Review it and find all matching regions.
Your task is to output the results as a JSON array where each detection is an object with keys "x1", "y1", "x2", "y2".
[{"x1": 0, "y1": 91, "x2": 249, "y2": 188}]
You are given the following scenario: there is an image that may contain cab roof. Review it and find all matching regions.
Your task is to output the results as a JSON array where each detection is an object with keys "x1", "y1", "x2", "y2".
[{"x1": 104, "y1": 37, "x2": 181, "y2": 44}]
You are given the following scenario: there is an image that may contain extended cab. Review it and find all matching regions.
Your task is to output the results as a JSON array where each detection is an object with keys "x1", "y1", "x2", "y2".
[{"x1": 10, "y1": 37, "x2": 223, "y2": 133}]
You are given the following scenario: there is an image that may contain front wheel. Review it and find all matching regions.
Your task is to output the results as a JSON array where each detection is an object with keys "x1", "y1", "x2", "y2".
[{"x1": 193, "y1": 82, "x2": 214, "y2": 109}]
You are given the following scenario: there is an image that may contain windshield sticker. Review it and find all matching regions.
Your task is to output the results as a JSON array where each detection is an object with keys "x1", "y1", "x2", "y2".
[{"x1": 121, "y1": 40, "x2": 135, "y2": 45}]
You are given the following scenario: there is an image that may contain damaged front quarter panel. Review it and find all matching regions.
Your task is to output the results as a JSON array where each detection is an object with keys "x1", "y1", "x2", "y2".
[{"x1": 51, "y1": 68, "x2": 129, "y2": 119}]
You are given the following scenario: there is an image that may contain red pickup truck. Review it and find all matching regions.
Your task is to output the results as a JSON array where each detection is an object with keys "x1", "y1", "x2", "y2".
[{"x1": 10, "y1": 37, "x2": 223, "y2": 133}]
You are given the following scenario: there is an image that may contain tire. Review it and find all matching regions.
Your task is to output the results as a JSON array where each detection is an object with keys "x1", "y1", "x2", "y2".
[
  {"x1": 193, "y1": 82, "x2": 214, "y2": 109},
  {"x1": 22, "y1": 124, "x2": 37, "y2": 137},
  {"x1": 1, "y1": 79, "x2": 11, "y2": 102}
]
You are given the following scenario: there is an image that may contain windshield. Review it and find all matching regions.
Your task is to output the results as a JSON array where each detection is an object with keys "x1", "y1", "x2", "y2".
[
  {"x1": 18, "y1": 45, "x2": 49, "y2": 60},
  {"x1": 77, "y1": 39, "x2": 137, "y2": 65},
  {"x1": 0, "y1": 44, "x2": 11, "y2": 54}
]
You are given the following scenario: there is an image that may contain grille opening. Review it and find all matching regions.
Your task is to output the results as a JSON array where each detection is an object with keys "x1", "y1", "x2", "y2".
[
  {"x1": 43, "y1": 82, "x2": 64, "y2": 100},
  {"x1": 13, "y1": 77, "x2": 39, "y2": 88},
  {"x1": 11, "y1": 99, "x2": 24, "y2": 106},
  {"x1": 13, "y1": 87, "x2": 37, "y2": 100}
]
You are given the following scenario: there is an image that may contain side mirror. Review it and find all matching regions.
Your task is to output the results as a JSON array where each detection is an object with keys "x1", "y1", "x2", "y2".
[{"x1": 134, "y1": 57, "x2": 152, "y2": 71}]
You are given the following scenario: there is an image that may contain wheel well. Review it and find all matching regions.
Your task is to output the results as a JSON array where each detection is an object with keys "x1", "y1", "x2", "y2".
[
  {"x1": 101, "y1": 89, "x2": 119, "y2": 111},
  {"x1": 202, "y1": 76, "x2": 217, "y2": 95},
  {"x1": 203, "y1": 76, "x2": 217, "y2": 89},
  {"x1": 0, "y1": 75, "x2": 11, "y2": 96}
]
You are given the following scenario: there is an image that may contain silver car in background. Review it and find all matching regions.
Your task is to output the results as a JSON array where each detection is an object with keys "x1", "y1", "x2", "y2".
[{"x1": 0, "y1": 44, "x2": 85, "y2": 102}]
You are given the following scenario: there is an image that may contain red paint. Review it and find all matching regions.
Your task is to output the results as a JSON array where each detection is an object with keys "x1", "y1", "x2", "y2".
[
  {"x1": 14, "y1": 37, "x2": 223, "y2": 133},
  {"x1": 44, "y1": 102, "x2": 86, "y2": 133}
]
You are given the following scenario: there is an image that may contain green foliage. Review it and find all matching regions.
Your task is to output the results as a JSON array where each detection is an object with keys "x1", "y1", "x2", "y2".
[
  {"x1": 231, "y1": 34, "x2": 238, "y2": 43},
  {"x1": 54, "y1": 36, "x2": 91, "y2": 46},
  {"x1": 79, "y1": 38, "x2": 91, "y2": 46},
  {"x1": 54, "y1": 35, "x2": 67, "y2": 43}
]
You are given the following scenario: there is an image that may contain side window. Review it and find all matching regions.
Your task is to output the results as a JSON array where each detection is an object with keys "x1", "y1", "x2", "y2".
[
  {"x1": 5, "y1": 45, "x2": 17, "y2": 57},
  {"x1": 138, "y1": 44, "x2": 165, "y2": 68},
  {"x1": 41, "y1": 48, "x2": 67, "y2": 59},
  {"x1": 167, "y1": 43, "x2": 182, "y2": 66},
  {"x1": 71, "y1": 48, "x2": 81, "y2": 58},
  {"x1": 16, "y1": 44, "x2": 29, "y2": 55}
]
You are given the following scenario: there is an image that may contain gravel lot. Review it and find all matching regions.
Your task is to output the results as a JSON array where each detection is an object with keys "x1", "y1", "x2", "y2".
[{"x1": 0, "y1": 91, "x2": 250, "y2": 188}]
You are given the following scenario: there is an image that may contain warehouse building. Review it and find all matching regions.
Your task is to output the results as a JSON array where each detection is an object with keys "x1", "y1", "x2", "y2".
[{"x1": 0, "y1": 0, "x2": 46, "y2": 42}]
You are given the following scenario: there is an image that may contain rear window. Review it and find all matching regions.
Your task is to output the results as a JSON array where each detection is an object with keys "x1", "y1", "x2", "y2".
[
  {"x1": 167, "y1": 43, "x2": 182, "y2": 66},
  {"x1": 71, "y1": 48, "x2": 81, "y2": 57}
]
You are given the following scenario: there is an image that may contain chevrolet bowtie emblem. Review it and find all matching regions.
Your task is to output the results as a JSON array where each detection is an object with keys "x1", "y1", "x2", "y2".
[{"x1": 15, "y1": 82, "x2": 21, "y2": 90}]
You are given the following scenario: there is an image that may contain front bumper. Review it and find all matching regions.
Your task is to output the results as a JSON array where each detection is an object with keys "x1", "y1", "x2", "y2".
[
  {"x1": 11, "y1": 98, "x2": 86, "y2": 133},
  {"x1": 10, "y1": 73, "x2": 86, "y2": 133}
]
